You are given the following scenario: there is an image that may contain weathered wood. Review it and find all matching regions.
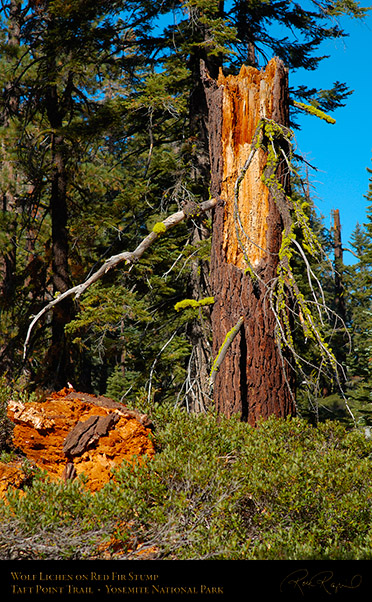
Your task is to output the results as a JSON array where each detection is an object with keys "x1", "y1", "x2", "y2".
[
  {"x1": 204, "y1": 58, "x2": 296, "y2": 425},
  {"x1": 8, "y1": 388, "x2": 155, "y2": 491},
  {"x1": 62, "y1": 462, "x2": 77, "y2": 482},
  {"x1": 62, "y1": 390, "x2": 154, "y2": 458},
  {"x1": 63, "y1": 413, "x2": 120, "y2": 457}
]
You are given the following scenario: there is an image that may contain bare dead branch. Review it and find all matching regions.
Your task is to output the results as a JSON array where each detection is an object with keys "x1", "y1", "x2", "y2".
[
  {"x1": 23, "y1": 198, "x2": 218, "y2": 359},
  {"x1": 342, "y1": 247, "x2": 360, "y2": 260}
]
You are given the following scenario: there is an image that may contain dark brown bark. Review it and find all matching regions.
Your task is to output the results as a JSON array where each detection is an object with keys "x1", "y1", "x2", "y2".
[
  {"x1": 332, "y1": 208, "x2": 347, "y2": 383},
  {"x1": 43, "y1": 83, "x2": 74, "y2": 387},
  {"x1": 186, "y1": 240, "x2": 213, "y2": 413},
  {"x1": 0, "y1": 2, "x2": 24, "y2": 375},
  {"x1": 204, "y1": 58, "x2": 296, "y2": 425},
  {"x1": 63, "y1": 413, "x2": 120, "y2": 457},
  {"x1": 0, "y1": 0, "x2": 21, "y2": 305},
  {"x1": 332, "y1": 209, "x2": 346, "y2": 324},
  {"x1": 184, "y1": 4, "x2": 224, "y2": 412}
]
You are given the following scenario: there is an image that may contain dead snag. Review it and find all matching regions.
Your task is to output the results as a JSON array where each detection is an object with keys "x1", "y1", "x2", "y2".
[{"x1": 203, "y1": 58, "x2": 296, "y2": 425}]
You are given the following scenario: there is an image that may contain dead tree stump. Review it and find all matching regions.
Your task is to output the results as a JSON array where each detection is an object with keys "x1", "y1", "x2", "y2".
[{"x1": 203, "y1": 58, "x2": 296, "y2": 425}]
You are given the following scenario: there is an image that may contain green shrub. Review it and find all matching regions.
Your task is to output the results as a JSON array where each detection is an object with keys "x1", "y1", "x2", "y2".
[{"x1": 1, "y1": 404, "x2": 372, "y2": 559}]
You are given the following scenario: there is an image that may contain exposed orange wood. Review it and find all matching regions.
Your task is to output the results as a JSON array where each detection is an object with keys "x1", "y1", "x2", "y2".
[{"x1": 218, "y1": 59, "x2": 282, "y2": 269}]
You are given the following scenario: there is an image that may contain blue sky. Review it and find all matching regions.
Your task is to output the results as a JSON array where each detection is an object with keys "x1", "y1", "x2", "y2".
[
  {"x1": 289, "y1": 10, "x2": 372, "y2": 263},
  {"x1": 156, "y1": 5, "x2": 371, "y2": 263}
]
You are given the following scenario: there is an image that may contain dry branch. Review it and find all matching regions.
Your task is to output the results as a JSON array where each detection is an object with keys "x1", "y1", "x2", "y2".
[{"x1": 23, "y1": 198, "x2": 218, "y2": 359}]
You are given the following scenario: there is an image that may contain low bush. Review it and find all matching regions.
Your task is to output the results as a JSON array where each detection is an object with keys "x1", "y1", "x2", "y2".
[{"x1": 1, "y1": 403, "x2": 372, "y2": 559}]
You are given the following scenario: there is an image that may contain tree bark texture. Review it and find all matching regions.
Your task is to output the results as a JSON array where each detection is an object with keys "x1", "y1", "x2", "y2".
[
  {"x1": 44, "y1": 82, "x2": 74, "y2": 387},
  {"x1": 331, "y1": 208, "x2": 347, "y2": 384},
  {"x1": 204, "y1": 58, "x2": 296, "y2": 425},
  {"x1": 184, "y1": 9, "x2": 223, "y2": 413},
  {"x1": 0, "y1": 0, "x2": 21, "y2": 305},
  {"x1": 332, "y1": 209, "x2": 346, "y2": 324}
]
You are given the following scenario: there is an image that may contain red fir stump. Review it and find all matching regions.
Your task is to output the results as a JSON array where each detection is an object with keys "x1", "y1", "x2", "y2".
[{"x1": 204, "y1": 58, "x2": 296, "y2": 425}]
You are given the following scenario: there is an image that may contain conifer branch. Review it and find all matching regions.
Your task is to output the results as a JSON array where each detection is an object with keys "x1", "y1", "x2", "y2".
[{"x1": 23, "y1": 198, "x2": 218, "y2": 359}]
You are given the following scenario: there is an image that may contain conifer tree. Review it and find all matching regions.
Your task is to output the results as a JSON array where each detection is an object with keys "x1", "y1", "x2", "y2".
[
  {"x1": 148, "y1": 0, "x2": 367, "y2": 418},
  {"x1": 345, "y1": 198, "x2": 372, "y2": 384},
  {"x1": 140, "y1": 0, "x2": 367, "y2": 413},
  {"x1": 0, "y1": 0, "x2": 157, "y2": 386}
]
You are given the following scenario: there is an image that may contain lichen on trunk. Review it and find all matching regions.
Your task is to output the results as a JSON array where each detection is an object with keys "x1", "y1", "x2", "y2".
[{"x1": 204, "y1": 57, "x2": 296, "y2": 425}]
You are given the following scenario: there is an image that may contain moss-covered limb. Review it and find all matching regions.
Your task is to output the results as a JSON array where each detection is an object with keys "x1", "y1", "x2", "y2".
[
  {"x1": 272, "y1": 250, "x2": 353, "y2": 421},
  {"x1": 23, "y1": 197, "x2": 219, "y2": 359},
  {"x1": 174, "y1": 297, "x2": 215, "y2": 312},
  {"x1": 232, "y1": 118, "x2": 294, "y2": 255},
  {"x1": 272, "y1": 203, "x2": 339, "y2": 378},
  {"x1": 293, "y1": 100, "x2": 336, "y2": 124},
  {"x1": 271, "y1": 281, "x2": 354, "y2": 423},
  {"x1": 209, "y1": 317, "x2": 244, "y2": 388},
  {"x1": 276, "y1": 259, "x2": 336, "y2": 366},
  {"x1": 261, "y1": 119, "x2": 326, "y2": 273}
]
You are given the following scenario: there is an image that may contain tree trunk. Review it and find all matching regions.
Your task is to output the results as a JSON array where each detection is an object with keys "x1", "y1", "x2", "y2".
[
  {"x1": 332, "y1": 209, "x2": 346, "y2": 324},
  {"x1": 204, "y1": 58, "x2": 296, "y2": 425},
  {"x1": 0, "y1": 0, "x2": 21, "y2": 305},
  {"x1": 0, "y1": 1, "x2": 22, "y2": 374},
  {"x1": 44, "y1": 84, "x2": 74, "y2": 387},
  {"x1": 185, "y1": 55, "x2": 213, "y2": 412},
  {"x1": 331, "y1": 208, "x2": 347, "y2": 384},
  {"x1": 184, "y1": 5, "x2": 224, "y2": 413}
]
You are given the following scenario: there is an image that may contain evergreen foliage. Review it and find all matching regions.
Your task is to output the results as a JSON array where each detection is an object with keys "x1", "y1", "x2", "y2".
[{"x1": 341, "y1": 171, "x2": 372, "y2": 420}]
